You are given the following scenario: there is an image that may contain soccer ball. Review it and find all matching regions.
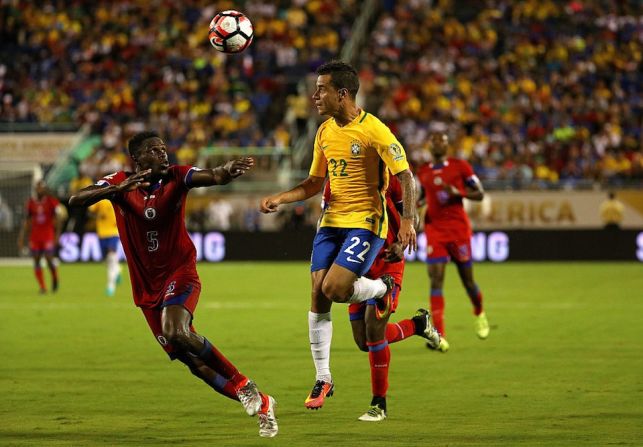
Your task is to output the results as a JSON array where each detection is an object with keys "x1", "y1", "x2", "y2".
[{"x1": 208, "y1": 10, "x2": 254, "y2": 53}]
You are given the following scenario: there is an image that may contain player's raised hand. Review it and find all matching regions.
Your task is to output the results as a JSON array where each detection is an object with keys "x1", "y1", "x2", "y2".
[
  {"x1": 260, "y1": 195, "x2": 281, "y2": 213},
  {"x1": 224, "y1": 157, "x2": 254, "y2": 178},
  {"x1": 119, "y1": 170, "x2": 151, "y2": 192},
  {"x1": 398, "y1": 218, "x2": 417, "y2": 254}
]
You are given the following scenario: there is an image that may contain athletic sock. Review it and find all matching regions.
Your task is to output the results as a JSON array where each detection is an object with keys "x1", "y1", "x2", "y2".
[
  {"x1": 348, "y1": 276, "x2": 386, "y2": 303},
  {"x1": 385, "y1": 319, "x2": 415, "y2": 343},
  {"x1": 308, "y1": 311, "x2": 332, "y2": 382},
  {"x1": 106, "y1": 252, "x2": 120, "y2": 289},
  {"x1": 430, "y1": 288, "x2": 445, "y2": 336},
  {"x1": 49, "y1": 263, "x2": 58, "y2": 291},
  {"x1": 466, "y1": 283, "x2": 483, "y2": 316},
  {"x1": 197, "y1": 338, "x2": 245, "y2": 388},
  {"x1": 207, "y1": 373, "x2": 239, "y2": 400},
  {"x1": 176, "y1": 352, "x2": 239, "y2": 401},
  {"x1": 367, "y1": 339, "x2": 390, "y2": 398},
  {"x1": 34, "y1": 265, "x2": 46, "y2": 291}
]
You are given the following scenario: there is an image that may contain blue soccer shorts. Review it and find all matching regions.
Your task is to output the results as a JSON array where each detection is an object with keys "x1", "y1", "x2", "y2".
[
  {"x1": 99, "y1": 236, "x2": 120, "y2": 256},
  {"x1": 310, "y1": 227, "x2": 385, "y2": 276}
]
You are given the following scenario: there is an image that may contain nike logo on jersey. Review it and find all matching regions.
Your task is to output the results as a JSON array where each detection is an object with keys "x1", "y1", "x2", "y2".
[{"x1": 346, "y1": 257, "x2": 362, "y2": 263}]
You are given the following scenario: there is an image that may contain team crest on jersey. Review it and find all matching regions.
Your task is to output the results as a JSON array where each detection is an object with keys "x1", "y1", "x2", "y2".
[
  {"x1": 144, "y1": 207, "x2": 157, "y2": 220},
  {"x1": 434, "y1": 177, "x2": 443, "y2": 186},
  {"x1": 156, "y1": 335, "x2": 168, "y2": 346},
  {"x1": 388, "y1": 143, "x2": 404, "y2": 161},
  {"x1": 350, "y1": 140, "x2": 361, "y2": 156},
  {"x1": 427, "y1": 245, "x2": 434, "y2": 255}
]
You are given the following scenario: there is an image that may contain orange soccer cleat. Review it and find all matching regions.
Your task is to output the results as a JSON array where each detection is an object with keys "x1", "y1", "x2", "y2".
[{"x1": 304, "y1": 380, "x2": 334, "y2": 409}]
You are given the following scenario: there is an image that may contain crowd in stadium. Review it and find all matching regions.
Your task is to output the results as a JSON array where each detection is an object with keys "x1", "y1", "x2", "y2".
[
  {"x1": 0, "y1": 0, "x2": 641, "y2": 189},
  {"x1": 359, "y1": 0, "x2": 642, "y2": 188}
]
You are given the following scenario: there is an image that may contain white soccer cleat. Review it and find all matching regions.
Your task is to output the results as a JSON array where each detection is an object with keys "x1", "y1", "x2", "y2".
[
  {"x1": 258, "y1": 395, "x2": 278, "y2": 437},
  {"x1": 475, "y1": 312, "x2": 490, "y2": 339},
  {"x1": 414, "y1": 308, "x2": 440, "y2": 349},
  {"x1": 236, "y1": 379, "x2": 262, "y2": 416},
  {"x1": 358, "y1": 404, "x2": 387, "y2": 422}
]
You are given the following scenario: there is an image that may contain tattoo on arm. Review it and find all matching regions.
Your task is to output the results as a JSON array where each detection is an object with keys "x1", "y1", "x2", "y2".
[{"x1": 397, "y1": 170, "x2": 416, "y2": 220}]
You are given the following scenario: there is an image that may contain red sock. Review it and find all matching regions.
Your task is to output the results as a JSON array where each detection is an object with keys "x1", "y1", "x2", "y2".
[
  {"x1": 34, "y1": 266, "x2": 46, "y2": 291},
  {"x1": 198, "y1": 338, "x2": 247, "y2": 388},
  {"x1": 385, "y1": 319, "x2": 415, "y2": 343},
  {"x1": 466, "y1": 284, "x2": 483, "y2": 316},
  {"x1": 430, "y1": 289, "x2": 445, "y2": 336},
  {"x1": 367, "y1": 340, "x2": 390, "y2": 398},
  {"x1": 176, "y1": 353, "x2": 240, "y2": 401}
]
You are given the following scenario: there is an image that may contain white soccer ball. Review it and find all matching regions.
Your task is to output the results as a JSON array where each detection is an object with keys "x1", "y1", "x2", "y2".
[{"x1": 208, "y1": 10, "x2": 254, "y2": 54}]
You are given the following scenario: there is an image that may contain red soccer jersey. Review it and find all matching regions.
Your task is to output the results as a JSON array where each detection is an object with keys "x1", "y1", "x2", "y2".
[
  {"x1": 416, "y1": 158, "x2": 478, "y2": 240},
  {"x1": 322, "y1": 175, "x2": 405, "y2": 286},
  {"x1": 26, "y1": 196, "x2": 59, "y2": 242},
  {"x1": 98, "y1": 166, "x2": 199, "y2": 308}
]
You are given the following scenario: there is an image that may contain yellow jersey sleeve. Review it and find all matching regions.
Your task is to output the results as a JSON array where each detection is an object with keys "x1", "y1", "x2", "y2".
[
  {"x1": 309, "y1": 121, "x2": 329, "y2": 178},
  {"x1": 368, "y1": 117, "x2": 410, "y2": 175}
]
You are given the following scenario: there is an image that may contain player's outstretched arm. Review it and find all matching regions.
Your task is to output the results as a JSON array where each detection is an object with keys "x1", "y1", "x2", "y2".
[
  {"x1": 190, "y1": 157, "x2": 255, "y2": 187},
  {"x1": 69, "y1": 170, "x2": 152, "y2": 208},
  {"x1": 260, "y1": 175, "x2": 325, "y2": 213},
  {"x1": 396, "y1": 169, "x2": 418, "y2": 253}
]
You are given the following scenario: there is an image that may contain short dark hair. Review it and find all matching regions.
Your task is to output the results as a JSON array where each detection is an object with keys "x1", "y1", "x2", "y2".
[
  {"x1": 128, "y1": 131, "x2": 160, "y2": 158},
  {"x1": 316, "y1": 60, "x2": 359, "y2": 98}
]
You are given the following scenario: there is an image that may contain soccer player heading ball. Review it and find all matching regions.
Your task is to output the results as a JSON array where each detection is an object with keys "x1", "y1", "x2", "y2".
[{"x1": 70, "y1": 132, "x2": 277, "y2": 437}]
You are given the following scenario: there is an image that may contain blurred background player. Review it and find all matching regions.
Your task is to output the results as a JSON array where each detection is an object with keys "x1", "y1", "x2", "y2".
[
  {"x1": 88, "y1": 198, "x2": 122, "y2": 297},
  {"x1": 322, "y1": 175, "x2": 440, "y2": 421},
  {"x1": 260, "y1": 61, "x2": 418, "y2": 409},
  {"x1": 69, "y1": 131, "x2": 277, "y2": 438},
  {"x1": 17, "y1": 180, "x2": 66, "y2": 294},
  {"x1": 416, "y1": 132, "x2": 489, "y2": 352}
]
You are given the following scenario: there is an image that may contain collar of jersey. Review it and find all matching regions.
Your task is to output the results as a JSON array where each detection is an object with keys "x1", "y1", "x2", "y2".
[
  {"x1": 145, "y1": 179, "x2": 163, "y2": 192},
  {"x1": 331, "y1": 108, "x2": 364, "y2": 129},
  {"x1": 431, "y1": 160, "x2": 449, "y2": 169}
]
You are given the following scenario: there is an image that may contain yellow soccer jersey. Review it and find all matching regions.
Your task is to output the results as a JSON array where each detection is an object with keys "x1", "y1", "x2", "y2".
[
  {"x1": 309, "y1": 109, "x2": 410, "y2": 238},
  {"x1": 89, "y1": 199, "x2": 119, "y2": 239}
]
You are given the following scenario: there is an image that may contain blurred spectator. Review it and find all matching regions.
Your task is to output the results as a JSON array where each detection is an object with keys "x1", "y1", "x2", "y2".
[
  {"x1": 243, "y1": 198, "x2": 261, "y2": 232},
  {"x1": 0, "y1": 193, "x2": 14, "y2": 231},
  {"x1": 599, "y1": 191, "x2": 624, "y2": 230},
  {"x1": 206, "y1": 196, "x2": 234, "y2": 230}
]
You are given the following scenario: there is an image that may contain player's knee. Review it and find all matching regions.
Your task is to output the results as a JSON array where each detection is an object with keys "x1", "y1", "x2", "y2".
[
  {"x1": 429, "y1": 273, "x2": 444, "y2": 287},
  {"x1": 163, "y1": 327, "x2": 192, "y2": 351},
  {"x1": 355, "y1": 340, "x2": 368, "y2": 352},
  {"x1": 321, "y1": 281, "x2": 349, "y2": 303}
]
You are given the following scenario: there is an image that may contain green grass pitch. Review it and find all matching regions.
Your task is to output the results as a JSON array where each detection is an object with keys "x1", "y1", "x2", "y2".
[{"x1": 1, "y1": 261, "x2": 642, "y2": 446}]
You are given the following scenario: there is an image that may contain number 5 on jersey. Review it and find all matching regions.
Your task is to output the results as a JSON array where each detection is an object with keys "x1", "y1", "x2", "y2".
[{"x1": 147, "y1": 231, "x2": 159, "y2": 252}]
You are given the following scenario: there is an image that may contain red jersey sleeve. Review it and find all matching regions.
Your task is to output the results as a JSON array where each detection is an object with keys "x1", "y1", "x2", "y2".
[
  {"x1": 96, "y1": 171, "x2": 127, "y2": 187},
  {"x1": 459, "y1": 160, "x2": 479, "y2": 188}
]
